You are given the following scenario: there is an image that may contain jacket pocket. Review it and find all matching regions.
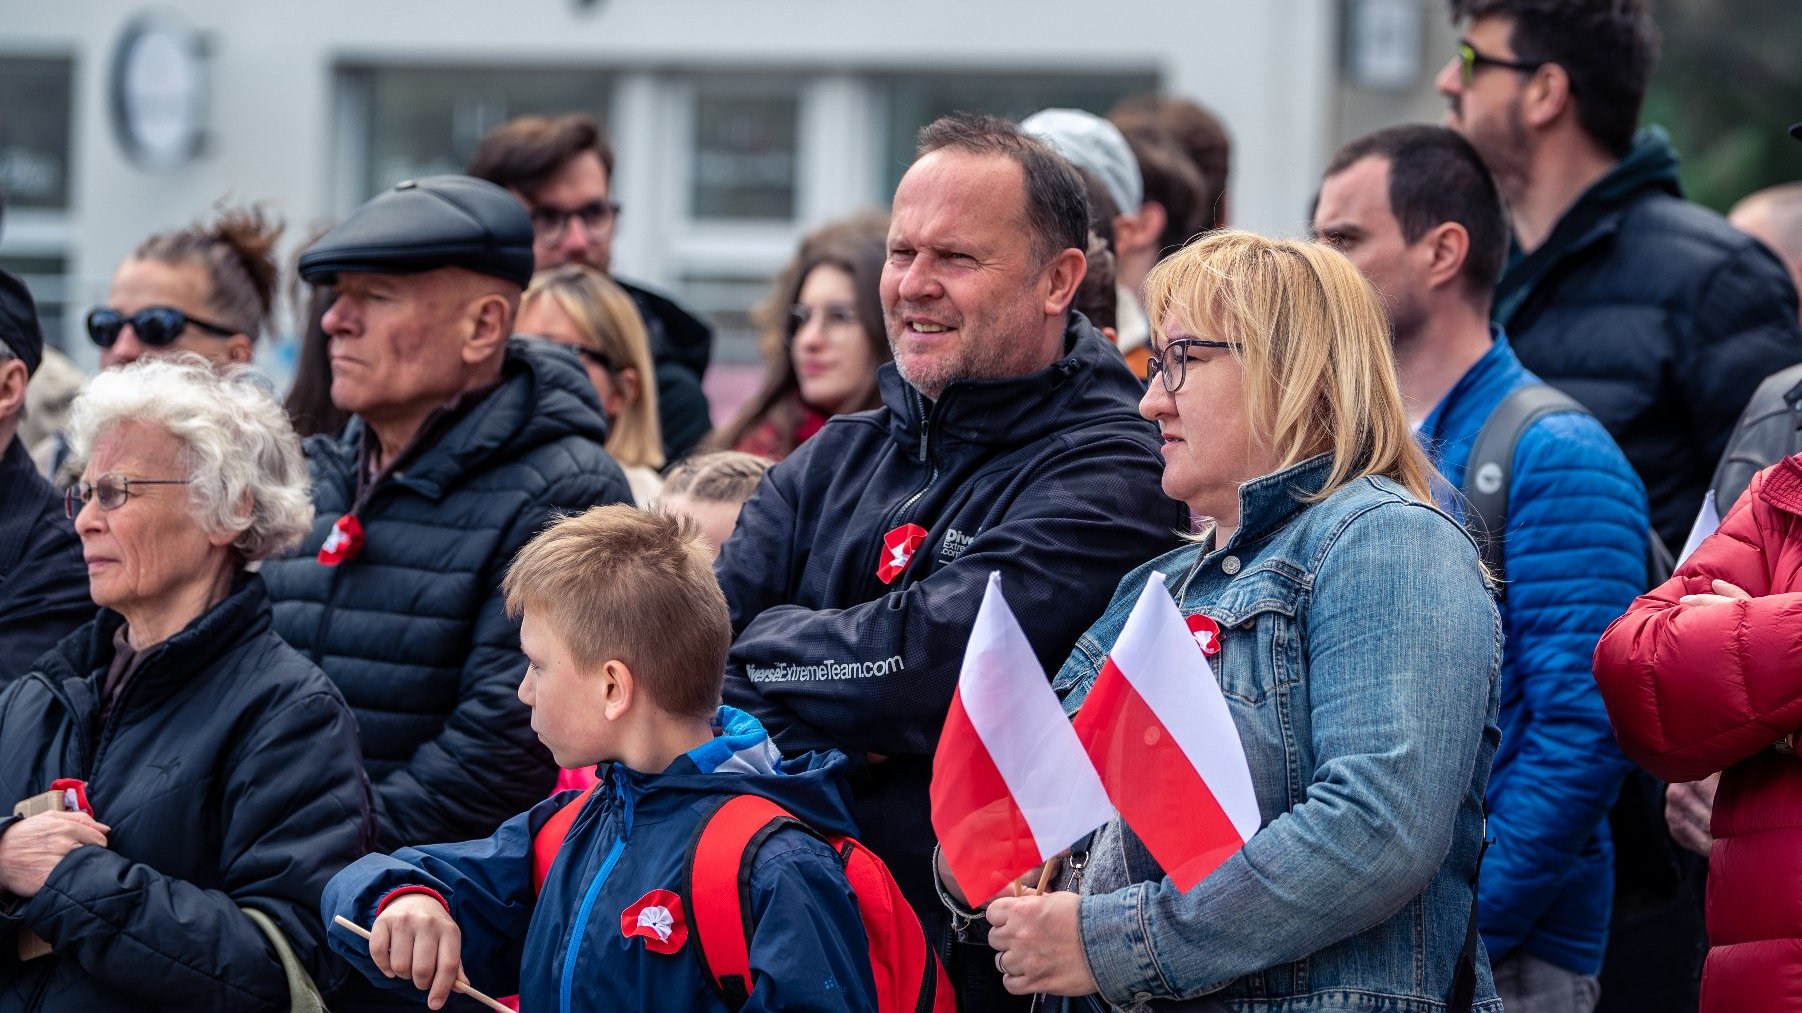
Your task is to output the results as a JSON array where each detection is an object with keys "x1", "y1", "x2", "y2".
[{"x1": 1194, "y1": 574, "x2": 1300, "y2": 707}]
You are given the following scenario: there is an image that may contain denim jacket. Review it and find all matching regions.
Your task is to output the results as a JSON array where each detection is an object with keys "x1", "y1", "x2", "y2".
[{"x1": 1053, "y1": 454, "x2": 1503, "y2": 1012}]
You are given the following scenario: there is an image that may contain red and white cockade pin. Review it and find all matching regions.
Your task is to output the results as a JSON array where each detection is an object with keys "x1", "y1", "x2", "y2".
[
  {"x1": 621, "y1": 889, "x2": 688, "y2": 955},
  {"x1": 876, "y1": 523, "x2": 929, "y2": 585},
  {"x1": 1186, "y1": 613, "x2": 1223, "y2": 658},
  {"x1": 316, "y1": 514, "x2": 365, "y2": 567}
]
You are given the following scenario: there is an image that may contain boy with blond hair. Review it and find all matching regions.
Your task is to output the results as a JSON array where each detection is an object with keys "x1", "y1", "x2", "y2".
[{"x1": 322, "y1": 505, "x2": 876, "y2": 1011}]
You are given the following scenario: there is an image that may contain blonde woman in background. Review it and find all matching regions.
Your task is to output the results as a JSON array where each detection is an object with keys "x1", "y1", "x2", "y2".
[{"x1": 518, "y1": 265, "x2": 665, "y2": 505}]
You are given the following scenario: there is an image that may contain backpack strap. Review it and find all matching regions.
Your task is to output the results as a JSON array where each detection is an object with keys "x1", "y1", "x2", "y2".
[
  {"x1": 684, "y1": 794, "x2": 824, "y2": 1011},
  {"x1": 1460, "y1": 383, "x2": 1588, "y2": 598},
  {"x1": 532, "y1": 785, "x2": 597, "y2": 895}
]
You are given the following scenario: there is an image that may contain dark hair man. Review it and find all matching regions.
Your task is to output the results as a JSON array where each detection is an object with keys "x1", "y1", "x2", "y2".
[
  {"x1": 261, "y1": 176, "x2": 631, "y2": 854},
  {"x1": 0, "y1": 269, "x2": 88, "y2": 681},
  {"x1": 1437, "y1": 0, "x2": 1802, "y2": 555},
  {"x1": 468, "y1": 113, "x2": 715, "y2": 461},
  {"x1": 715, "y1": 112, "x2": 1182, "y2": 1009},
  {"x1": 1316, "y1": 124, "x2": 1648, "y2": 1013},
  {"x1": 1110, "y1": 92, "x2": 1231, "y2": 233}
]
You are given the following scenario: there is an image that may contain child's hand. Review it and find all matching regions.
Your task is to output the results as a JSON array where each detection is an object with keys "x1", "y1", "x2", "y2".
[{"x1": 369, "y1": 894, "x2": 465, "y2": 1010}]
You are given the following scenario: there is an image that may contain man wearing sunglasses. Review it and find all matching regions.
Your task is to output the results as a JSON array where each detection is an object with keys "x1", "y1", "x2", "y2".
[
  {"x1": 0, "y1": 269, "x2": 89, "y2": 683},
  {"x1": 1436, "y1": 6, "x2": 1802, "y2": 1008},
  {"x1": 467, "y1": 113, "x2": 716, "y2": 462},
  {"x1": 259, "y1": 175, "x2": 631, "y2": 857}
]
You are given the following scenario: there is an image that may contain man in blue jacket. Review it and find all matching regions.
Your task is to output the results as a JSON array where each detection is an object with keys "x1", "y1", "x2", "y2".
[
  {"x1": 716, "y1": 113, "x2": 1184, "y2": 1008},
  {"x1": 1315, "y1": 124, "x2": 1647, "y2": 1013}
]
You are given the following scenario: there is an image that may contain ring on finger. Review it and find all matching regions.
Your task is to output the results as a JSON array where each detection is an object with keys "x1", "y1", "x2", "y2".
[{"x1": 995, "y1": 951, "x2": 1009, "y2": 976}]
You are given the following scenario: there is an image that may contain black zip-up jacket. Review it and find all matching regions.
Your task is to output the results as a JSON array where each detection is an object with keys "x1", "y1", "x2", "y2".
[
  {"x1": 262, "y1": 338, "x2": 631, "y2": 850},
  {"x1": 1495, "y1": 128, "x2": 1802, "y2": 550},
  {"x1": 0, "y1": 438, "x2": 88, "y2": 685},
  {"x1": 0, "y1": 576, "x2": 373, "y2": 1012},
  {"x1": 717, "y1": 314, "x2": 1184, "y2": 924}
]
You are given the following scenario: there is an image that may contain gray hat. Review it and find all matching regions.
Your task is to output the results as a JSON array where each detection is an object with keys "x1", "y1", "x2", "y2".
[
  {"x1": 0, "y1": 268, "x2": 43, "y2": 376},
  {"x1": 299, "y1": 175, "x2": 535, "y2": 288},
  {"x1": 1022, "y1": 108, "x2": 1144, "y2": 215}
]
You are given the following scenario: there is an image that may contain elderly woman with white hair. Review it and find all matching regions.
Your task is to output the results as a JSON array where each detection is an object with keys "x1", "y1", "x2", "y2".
[{"x1": 0, "y1": 356, "x2": 373, "y2": 1012}]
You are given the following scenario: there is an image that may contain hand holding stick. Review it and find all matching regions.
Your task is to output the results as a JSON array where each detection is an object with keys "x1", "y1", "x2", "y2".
[{"x1": 332, "y1": 915, "x2": 511, "y2": 1012}]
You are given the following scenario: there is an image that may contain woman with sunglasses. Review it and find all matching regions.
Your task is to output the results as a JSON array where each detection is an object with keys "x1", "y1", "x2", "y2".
[
  {"x1": 940, "y1": 232, "x2": 1503, "y2": 1012},
  {"x1": 0, "y1": 355, "x2": 372, "y2": 1012},
  {"x1": 86, "y1": 205, "x2": 282, "y2": 369},
  {"x1": 516, "y1": 265, "x2": 665, "y2": 506},
  {"x1": 708, "y1": 213, "x2": 891, "y2": 461}
]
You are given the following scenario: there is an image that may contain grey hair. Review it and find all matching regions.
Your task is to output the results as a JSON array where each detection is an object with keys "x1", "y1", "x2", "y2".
[{"x1": 66, "y1": 354, "x2": 314, "y2": 561}]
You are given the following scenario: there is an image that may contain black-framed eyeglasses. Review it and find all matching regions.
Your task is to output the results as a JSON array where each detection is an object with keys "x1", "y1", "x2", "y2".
[
  {"x1": 785, "y1": 302, "x2": 861, "y2": 344},
  {"x1": 1458, "y1": 40, "x2": 1546, "y2": 88},
  {"x1": 64, "y1": 474, "x2": 192, "y2": 519},
  {"x1": 1145, "y1": 338, "x2": 1243, "y2": 394},
  {"x1": 86, "y1": 306, "x2": 238, "y2": 349},
  {"x1": 570, "y1": 344, "x2": 620, "y2": 374},
  {"x1": 529, "y1": 200, "x2": 622, "y2": 243}
]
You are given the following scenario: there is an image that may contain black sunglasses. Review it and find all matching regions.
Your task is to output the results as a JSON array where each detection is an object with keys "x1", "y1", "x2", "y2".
[
  {"x1": 1457, "y1": 40, "x2": 1546, "y2": 88},
  {"x1": 1145, "y1": 338, "x2": 1243, "y2": 394},
  {"x1": 86, "y1": 306, "x2": 238, "y2": 349}
]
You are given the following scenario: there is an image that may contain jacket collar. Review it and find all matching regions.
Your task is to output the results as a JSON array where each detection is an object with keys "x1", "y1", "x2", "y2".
[
  {"x1": 1495, "y1": 127, "x2": 1684, "y2": 328},
  {"x1": 1418, "y1": 330, "x2": 1527, "y2": 448},
  {"x1": 38, "y1": 573, "x2": 270, "y2": 711},
  {"x1": 1759, "y1": 455, "x2": 1802, "y2": 518},
  {"x1": 1228, "y1": 452, "x2": 1339, "y2": 550},
  {"x1": 335, "y1": 338, "x2": 608, "y2": 501},
  {"x1": 879, "y1": 312, "x2": 1144, "y2": 458}
]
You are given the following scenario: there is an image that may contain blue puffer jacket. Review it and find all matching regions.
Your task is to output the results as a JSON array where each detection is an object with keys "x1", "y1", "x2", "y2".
[
  {"x1": 263, "y1": 338, "x2": 631, "y2": 850},
  {"x1": 322, "y1": 707, "x2": 877, "y2": 1013},
  {"x1": 1418, "y1": 333, "x2": 1647, "y2": 975}
]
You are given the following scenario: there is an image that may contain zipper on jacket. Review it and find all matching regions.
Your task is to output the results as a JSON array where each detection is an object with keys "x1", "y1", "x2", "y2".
[
  {"x1": 559, "y1": 771, "x2": 634, "y2": 1013},
  {"x1": 863, "y1": 388, "x2": 942, "y2": 597}
]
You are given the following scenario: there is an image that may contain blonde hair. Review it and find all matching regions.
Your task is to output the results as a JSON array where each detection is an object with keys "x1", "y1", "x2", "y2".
[
  {"x1": 1142, "y1": 230, "x2": 1437, "y2": 505},
  {"x1": 661, "y1": 451, "x2": 772, "y2": 506},
  {"x1": 503, "y1": 505, "x2": 727, "y2": 719},
  {"x1": 522, "y1": 266, "x2": 664, "y2": 470}
]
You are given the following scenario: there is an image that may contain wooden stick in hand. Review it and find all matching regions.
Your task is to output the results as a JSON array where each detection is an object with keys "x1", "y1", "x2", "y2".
[
  {"x1": 331, "y1": 915, "x2": 511, "y2": 1012},
  {"x1": 1032, "y1": 858, "x2": 1057, "y2": 895}
]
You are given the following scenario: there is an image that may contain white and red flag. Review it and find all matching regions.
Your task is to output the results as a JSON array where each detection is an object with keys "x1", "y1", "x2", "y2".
[
  {"x1": 931, "y1": 572, "x2": 1115, "y2": 905},
  {"x1": 1072, "y1": 572, "x2": 1259, "y2": 892}
]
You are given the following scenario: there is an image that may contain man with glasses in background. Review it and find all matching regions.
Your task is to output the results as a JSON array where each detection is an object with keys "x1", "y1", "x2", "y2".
[
  {"x1": 468, "y1": 113, "x2": 715, "y2": 461},
  {"x1": 1437, "y1": 3, "x2": 1802, "y2": 1009},
  {"x1": 0, "y1": 268, "x2": 87, "y2": 683}
]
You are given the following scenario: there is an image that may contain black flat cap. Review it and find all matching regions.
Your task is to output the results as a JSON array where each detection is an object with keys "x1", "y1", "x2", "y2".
[
  {"x1": 0, "y1": 268, "x2": 43, "y2": 376},
  {"x1": 299, "y1": 175, "x2": 534, "y2": 288}
]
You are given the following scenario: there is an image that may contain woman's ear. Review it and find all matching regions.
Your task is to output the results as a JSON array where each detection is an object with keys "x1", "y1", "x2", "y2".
[
  {"x1": 614, "y1": 366, "x2": 641, "y2": 408},
  {"x1": 225, "y1": 334, "x2": 254, "y2": 364}
]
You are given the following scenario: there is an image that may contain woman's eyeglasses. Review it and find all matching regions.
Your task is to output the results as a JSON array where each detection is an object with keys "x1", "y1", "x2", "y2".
[
  {"x1": 1145, "y1": 338, "x2": 1243, "y2": 394},
  {"x1": 64, "y1": 474, "x2": 192, "y2": 519},
  {"x1": 86, "y1": 306, "x2": 238, "y2": 349},
  {"x1": 785, "y1": 302, "x2": 861, "y2": 343}
]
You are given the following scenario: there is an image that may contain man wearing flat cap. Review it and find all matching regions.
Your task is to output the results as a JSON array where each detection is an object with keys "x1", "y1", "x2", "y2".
[
  {"x1": 262, "y1": 175, "x2": 631, "y2": 849},
  {"x1": 0, "y1": 268, "x2": 89, "y2": 683}
]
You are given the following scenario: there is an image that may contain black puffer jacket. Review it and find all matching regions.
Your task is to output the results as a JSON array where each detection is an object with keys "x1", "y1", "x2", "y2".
[
  {"x1": 0, "y1": 576, "x2": 373, "y2": 1012},
  {"x1": 1495, "y1": 128, "x2": 1802, "y2": 550},
  {"x1": 717, "y1": 314, "x2": 1184, "y2": 925},
  {"x1": 621, "y1": 278, "x2": 714, "y2": 462},
  {"x1": 262, "y1": 338, "x2": 630, "y2": 849},
  {"x1": 0, "y1": 438, "x2": 88, "y2": 684}
]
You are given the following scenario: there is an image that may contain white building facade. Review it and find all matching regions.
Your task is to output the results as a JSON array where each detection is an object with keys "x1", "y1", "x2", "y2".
[{"x1": 0, "y1": 0, "x2": 1453, "y2": 376}]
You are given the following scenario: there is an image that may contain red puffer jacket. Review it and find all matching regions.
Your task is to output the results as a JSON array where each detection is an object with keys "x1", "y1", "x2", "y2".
[{"x1": 1594, "y1": 455, "x2": 1802, "y2": 1012}]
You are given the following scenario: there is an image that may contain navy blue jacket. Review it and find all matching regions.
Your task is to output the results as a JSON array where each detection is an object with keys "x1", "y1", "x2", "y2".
[
  {"x1": 0, "y1": 576, "x2": 373, "y2": 1012},
  {"x1": 323, "y1": 707, "x2": 876, "y2": 1013},
  {"x1": 262, "y1": 339, "x2": 631, "y2": 850},
  {"x1": 1496, "y1": 128, "x2": 1802, "y2": 551},
  {"x1": 0, "y1": 437, "x2": 88, "y2": 683},
  {"x1": 717, "y1": 314, "x2": 1184, "y2": 925},
  {"x1": 1419, "y1": 334, "x2": 1646, "y2": 975}
]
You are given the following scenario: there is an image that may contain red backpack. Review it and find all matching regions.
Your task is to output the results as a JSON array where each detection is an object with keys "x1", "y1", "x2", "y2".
[{"x1": 531, "y1": 787, "x2": 953, "y2": 1013}]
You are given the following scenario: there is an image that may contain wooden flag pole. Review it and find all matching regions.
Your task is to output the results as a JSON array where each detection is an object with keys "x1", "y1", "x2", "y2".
[{"x1": 331, "y1": 915, "x2": 511, "y2": 1012}]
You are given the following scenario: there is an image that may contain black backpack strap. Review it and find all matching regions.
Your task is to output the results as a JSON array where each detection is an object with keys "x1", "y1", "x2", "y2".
[{"x1": 1459, "y1": 383, "x2": 1589, "y2": 598}]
